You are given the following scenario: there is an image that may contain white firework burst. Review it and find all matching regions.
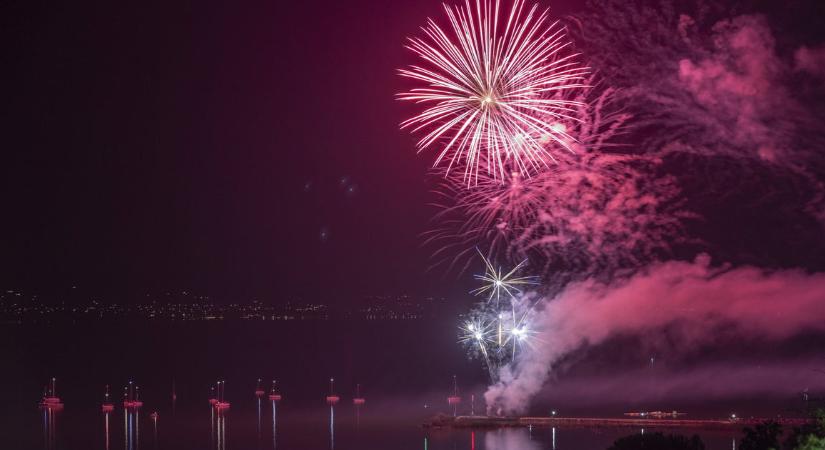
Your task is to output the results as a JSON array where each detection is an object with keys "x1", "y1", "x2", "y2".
[
  {"x1": 471, "y1": 250, "x2": 537, "y2": 305},
  {"x1": 399, "y1": 0, "x2": 589, "y2": 183}
]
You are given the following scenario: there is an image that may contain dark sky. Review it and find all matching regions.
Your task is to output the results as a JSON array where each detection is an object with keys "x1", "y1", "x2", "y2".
[
  {"x1": 3, "y1": 0, "x2": 824, "y2": 303},
  {"x1": 7, "y1": 0, "x2": 584, "y2": 300}
]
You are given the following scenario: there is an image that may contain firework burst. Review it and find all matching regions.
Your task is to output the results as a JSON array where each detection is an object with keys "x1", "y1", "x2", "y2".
[
  {"x1": 460, "y1": 253, "x2": 541, "y2": 381},
  {"x1": 460, "y1": 317, "x2": 495, "y2": 365},
  {"x1": 471, "y1": 250, "x2": 537, "y2": 305},
  {"x1": 399, "y1": 0, "x2": 589, "y2": 183},
  {"x1": 424, "y1": 80, "x2": 682, "y2": 279}
]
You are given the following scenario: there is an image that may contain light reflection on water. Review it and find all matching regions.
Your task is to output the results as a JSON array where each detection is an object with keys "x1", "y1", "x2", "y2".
[
  {"x1": 484, "y1": 428, "x2": 539, "y2": 450},
  {"x1": 123, "y1": 407, "x2": 139, "y2": 450},
  {"x1": 212, "y1": 409, "x2": 227, "y2": 450},
  {"x1": 270, "y1": 400, "x2": 278, "y2": 450},
  {"x1": 329, "y1": 405, "x2": 335, "y2": 450},
  {"x1": 41, "y1": 406, "x2": 57, "y2": 450},
  {"x1": 103, "y1": 411, "x2": 110, "y2": 450},
  {"x1": 151, "y1": 413, "x2": 157, "y2": 450}
]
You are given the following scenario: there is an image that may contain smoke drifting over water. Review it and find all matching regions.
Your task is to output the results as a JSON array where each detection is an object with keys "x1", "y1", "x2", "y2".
[
  {"x1": 475, "y1": 0, "x2": 825, "y2": 414},
  {"x1": 407, "y1": 0, "x2": 825, "y2": 415},
  {"x1": 485, "y1": 256, "x2": 825, "y2": 414},
  {"x1": 539, "y1": 359, "x2": 825, "y2": 410}
]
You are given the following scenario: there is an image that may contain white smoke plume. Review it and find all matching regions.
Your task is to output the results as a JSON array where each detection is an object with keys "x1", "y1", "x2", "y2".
[{"x1": 485, "y1": 255, "x2": 825, "y2": 414}]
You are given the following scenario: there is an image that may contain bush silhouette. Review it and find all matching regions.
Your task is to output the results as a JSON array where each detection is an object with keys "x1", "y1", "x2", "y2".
[
  {"x1": 608, "y1": 432, "x2": 705, "y2": 450},
  {"x1": 784, "y1": 409, "x2": 825, "y2": 450},
  {"x1": 740, "y1": 421, "x2": 781, "y2": 450}
]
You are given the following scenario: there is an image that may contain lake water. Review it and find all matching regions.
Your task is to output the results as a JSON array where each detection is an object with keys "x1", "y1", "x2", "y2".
[
  {"x1": 1, "y1": 321, "x2": 744, "y2": 449},
  {"x1": 12, "y1": 404, "x2": 744, "y2": 450}
]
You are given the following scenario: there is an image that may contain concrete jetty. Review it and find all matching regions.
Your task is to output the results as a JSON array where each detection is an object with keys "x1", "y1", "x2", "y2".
[{"x1": 424, "y1": 415, "x2": 811, "y2": 430}]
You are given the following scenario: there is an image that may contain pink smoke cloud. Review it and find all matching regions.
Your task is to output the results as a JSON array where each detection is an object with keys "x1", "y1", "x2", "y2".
[
  {"x1": 795, "y1": 45, "x2": 825, "y2": 78},
  {"x1": 540, "y1": 359, "x2": 825, "y2": 409},
  {"x1": 427, "y1": 81, "x2": 689, "y2": 279},
  {"x1": 485, "y1": 256, "x2": 825, "y2": 414},
  {"x1": 569, "y1": 0, "x2": 825, "y2": 239},
  {"x1": 676, "y1": 15, "x2": 793, "y2": 163},
  {"x1": 523, "y1": 153, "x2": 688, "y2": 280},
  {"x1": 572, "y1": 5, "x2": 824, "y2": 170}
]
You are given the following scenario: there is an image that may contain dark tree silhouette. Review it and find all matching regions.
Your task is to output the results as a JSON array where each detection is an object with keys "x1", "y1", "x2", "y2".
[
  {"x1": 608, "y1": 432, "x2": 705, "y2": 450},
  {"x1": 784, "y1": 409, "x2": 825, "y2": 450},
  {"x1": 740, "y1": 421, "x2": 782, "y2": 450}
]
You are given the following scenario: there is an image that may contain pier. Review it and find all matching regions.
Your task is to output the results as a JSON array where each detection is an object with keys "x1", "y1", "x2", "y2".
[{"x1": 425, "y1": 415, "x2": 812, "y2": 430}]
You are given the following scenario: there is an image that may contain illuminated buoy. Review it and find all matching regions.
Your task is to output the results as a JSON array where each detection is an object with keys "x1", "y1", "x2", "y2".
[
  {"x1": 101, "y1": 385, "x2": 114, "y2": 412},
  {"x1": 353, "y1": 384, "x2": 366, "y2": 406},
  {"x1": 39, "y1": 377, "x2": 63, "y2": 409},
  {"x1": 268, "y1": 380, "x2": 282, "y2": 401},
  {"x1": 209, "y1": 384, "x2": 218, "y2": 405},
  {"x1": 123, "y1": 381, "x2": 143, "y2": 408},
  {"x1": 325, "y1": 378, "x2": 340, "y2": 405},
  {"x1": 214, "y1": 380, "x2": 230, "y2": 410},
  {"x1": 447, "y1": 375, "x2": 461, "y2": 417}
]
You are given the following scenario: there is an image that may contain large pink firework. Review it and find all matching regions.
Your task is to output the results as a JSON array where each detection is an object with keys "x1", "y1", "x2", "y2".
[
  {"x1": 424, "y1": 81, "x2": 691, "y2": 279},
  {"x1": 399, "y1": 0, "x2": 589, "y2": 183}
]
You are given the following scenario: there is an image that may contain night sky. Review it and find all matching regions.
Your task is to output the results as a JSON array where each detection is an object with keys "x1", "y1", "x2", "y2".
[
  {"x1": 2, "y1": 0, "x2": 497, "y2": 300},
  {"x1": 2, "y1": 0, "x2": 825, "y2": 303}
]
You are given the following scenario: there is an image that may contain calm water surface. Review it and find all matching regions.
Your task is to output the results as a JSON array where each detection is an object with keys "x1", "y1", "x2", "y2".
[
  {"x1": 16, "y1": 403, "x2": 743, "y2": 450},
  {"x1": 2, "y1": 322, "x2": 743, "y2": 449}
]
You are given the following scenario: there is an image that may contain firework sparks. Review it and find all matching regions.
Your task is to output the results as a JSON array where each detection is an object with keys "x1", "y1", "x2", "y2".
[
  {"x1": 471, "y1": 251, "x2": 537, "y2": 305},
  {"x1": 422, "y1": 79, "x2": 660, "y2": 277},
  {"x1": 460, "y1": 253, "x2": 541, "y2": 380},
  {"x1": 460, "y1": 319, "x2": 494, "y2": 355},
  {"x1": 399, "y1": 0, "x2": 589, "y2": 183},
  {"x1": 460, "y1": 315, "x2": 500, "y2": 379}
]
